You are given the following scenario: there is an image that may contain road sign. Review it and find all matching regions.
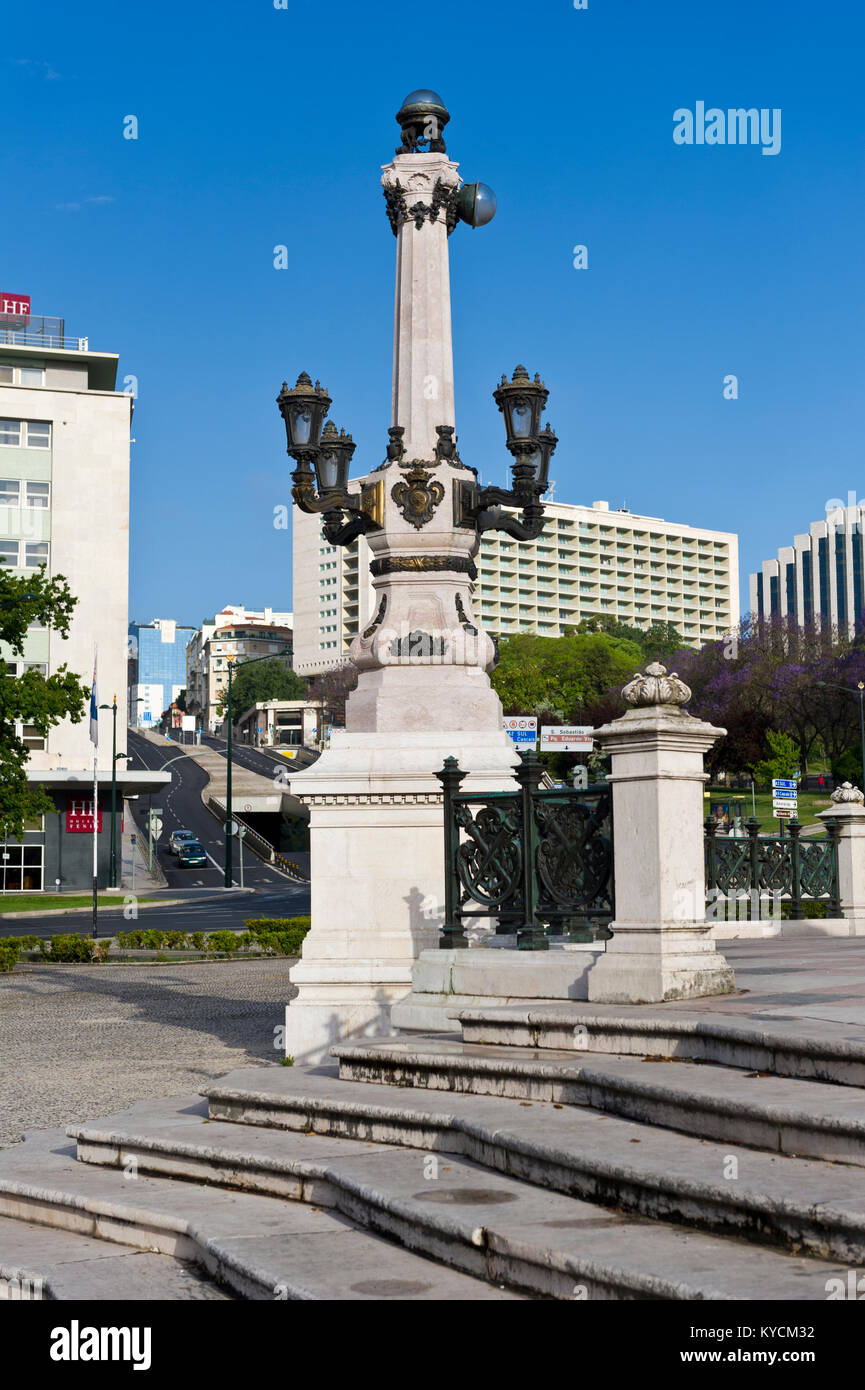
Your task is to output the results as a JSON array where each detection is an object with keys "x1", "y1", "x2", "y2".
[
  {"x1": 540, "y1": 725, "x2": 594, "y2": 752},
  {"x1": 771, "y1": 788, "x2": 798, "y2": 799},
  {"x1": 772, "y1": 779, "x2": 798, "y2": 790},
  {"x1": 774, "y1": 807, "x2": 795, "y2": 818},
  {"x1": 504, "y1": 716, "x2": 538, "y2": 745}
]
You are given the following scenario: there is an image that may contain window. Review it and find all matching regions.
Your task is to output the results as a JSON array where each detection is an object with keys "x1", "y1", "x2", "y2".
[
  {"x1": 25, "y1": 481, "x2": 49, "y2": 508},
  {"x1": 25, "y1": 542, "x2": 48, "y2": 567},
  {"x1": 0, "y1": 419, "x2": 51, "y2": 448},
  {"x1": 0, "y1": 841, "x2": 44, "y2": 892},
  {"x1": 0, "y1": 479, "x2": 20, "y2": 505},
  {"x1": 18, "y1": 368, "x2": 45, "y2": 387},
  {"x1": 21, "y1": 724, "x2": 45, "y2": 750},
  {"x1": 0, "y1": 366, "x2": 12, "y2": 385},
  {"x1": 0, "y1": 540, "x2": 18, "y2": 566},
  {"x1": 23, "y1": 662, "x2": 47, "y2": 676}
]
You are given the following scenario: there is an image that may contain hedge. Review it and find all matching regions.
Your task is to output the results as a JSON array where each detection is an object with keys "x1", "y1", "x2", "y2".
[
  {"x1": 0, "y1": 940, "x2": 21, "y2": 972},
  {"x1": 244, "y1": 917, "x2": 310, "y2": 957}
]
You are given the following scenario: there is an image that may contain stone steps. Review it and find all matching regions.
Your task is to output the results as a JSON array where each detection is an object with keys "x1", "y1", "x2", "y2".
[
  {"x1": 204, "y1": 1063, "x2": 865, "y2": 1263},
  {"x1": 0, "y1": 1214, "x2": 233, "y2": 1300},
  {"x1": 62, "y1": 1094, "x2": 853, "y2": 1301},
  {"x1": 330, "y1": 1036, "x2": 865, "y2": 1166},
  {"x1": 452, "y1": 1006, "x2": 865, "y2": 1087},
  {"x1": 0, "y1": 1126, "x2": 516, "y2": 1301}
]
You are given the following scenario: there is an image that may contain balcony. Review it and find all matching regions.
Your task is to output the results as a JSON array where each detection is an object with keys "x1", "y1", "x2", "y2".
[{"x1": 0, "y1": 316, "x2": 89, "y2": 351}]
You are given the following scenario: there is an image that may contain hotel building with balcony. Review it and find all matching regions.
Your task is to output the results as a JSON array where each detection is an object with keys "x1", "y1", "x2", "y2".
[{"x1": 292, "y1": 495, "x2": 739, "y2": 677}]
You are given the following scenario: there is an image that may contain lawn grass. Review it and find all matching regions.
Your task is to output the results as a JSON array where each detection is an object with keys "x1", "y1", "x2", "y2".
[
  {"x1": 0, "y1": 894, "x2": 156, "y2": 915},
  {"x1": 705, "y1": 786, "x2": 834, "y2": 830}
]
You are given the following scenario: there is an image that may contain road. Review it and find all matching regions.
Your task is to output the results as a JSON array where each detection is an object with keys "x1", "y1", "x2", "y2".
[{"x1": 0, "y1": 731, "x2": 312, "y2": 939}]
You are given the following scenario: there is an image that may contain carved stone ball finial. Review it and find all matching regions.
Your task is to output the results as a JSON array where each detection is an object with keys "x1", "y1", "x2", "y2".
[
  {"x1": 622, "y1": 661, "x2": 692, "y2": 708},
  {"x1": 831, "y1": 781, "x2": 865, "y2": 804}
]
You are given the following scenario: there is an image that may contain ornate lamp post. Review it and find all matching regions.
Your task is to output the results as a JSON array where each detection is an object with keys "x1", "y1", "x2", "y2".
[{"x1": 275, "y1": 91, "x2": 559, "y2": 1063}]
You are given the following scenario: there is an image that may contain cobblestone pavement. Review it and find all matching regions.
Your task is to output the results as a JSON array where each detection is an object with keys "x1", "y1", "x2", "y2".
[{"x1": 0, "y1": 959, "x2": 297, "y2": 1148}]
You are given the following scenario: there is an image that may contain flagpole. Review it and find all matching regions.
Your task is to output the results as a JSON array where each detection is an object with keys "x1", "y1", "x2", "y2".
[
  {"x1": 90, "y1": 648, "x2": 99, "y2": 940},
  {"x1": 92, "y1": 747, "x2": 98, "y2": 939}
]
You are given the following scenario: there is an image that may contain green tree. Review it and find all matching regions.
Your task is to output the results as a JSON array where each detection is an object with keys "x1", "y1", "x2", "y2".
[
  {"x1": 0, "y1": 564, "x2": 89, "y2": 838},
  {"x1": 753, "y1": 728, "x2": 799, "y2": 787},
  {"x1": 218, "y1": 657, "x2": 308, "y2": 719},
  {"x1": 573, "y1": 616, "x2": 684, "y2": 663},
  {"x1": 491, "y1": 631, "x2": 643, "y2": 720}
]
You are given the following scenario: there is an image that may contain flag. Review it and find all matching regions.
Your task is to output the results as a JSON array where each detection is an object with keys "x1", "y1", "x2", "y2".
[{"x1": 89, "y1": 655, "x2": 98, "y2": 746}]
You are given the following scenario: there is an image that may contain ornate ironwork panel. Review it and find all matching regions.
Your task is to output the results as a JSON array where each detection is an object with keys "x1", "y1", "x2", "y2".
[
  {"x1": 436, "y1": 755, "x2": 614, "y2": 951},
  {"x1": 705, "y1": 815, "x2": 840, "y2": 921}
]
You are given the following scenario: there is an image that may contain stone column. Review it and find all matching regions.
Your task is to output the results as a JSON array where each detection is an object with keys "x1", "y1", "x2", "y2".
[
  {"x1": 819, "y1": 783, "x2": 865, "y2": 934},
  {"x1": 283, "y1": 116, "x2": 517, "y2": 1064},
  {"x1": 384, "y1": 152, "x2": 459, "y2": 461},
  {"x1": 586, "y1": 662, "x2": 735, "y2": 1003}
]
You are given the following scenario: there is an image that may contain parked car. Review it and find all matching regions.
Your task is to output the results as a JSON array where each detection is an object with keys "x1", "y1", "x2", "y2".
[
  {"x1": 169, "y1": 829, "x2": 197, "y2": 855},
  {"x1": 176, "y1": 840, "x2": 207, "y2": 868}
]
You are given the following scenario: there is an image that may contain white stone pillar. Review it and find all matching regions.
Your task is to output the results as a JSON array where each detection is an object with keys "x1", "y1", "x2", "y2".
[
  {"x1": 819, "y1": 783, "x2": 865, "y2": 934},
  {"x1": 283, "y1": 111, "x2": 517, "y2": 1064},
  {"x1": 383, "y1": 153, "x2": 459, "y2": 460},
  {"x1": 587, "y1": 663, "x2": 735, "y2": 1003}
]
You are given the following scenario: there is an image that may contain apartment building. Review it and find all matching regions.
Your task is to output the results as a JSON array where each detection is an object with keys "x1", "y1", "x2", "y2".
[
  {"x1": 0, "y1": 300, "x2": 168, "y2": 889},
  {"x1": 185, "y1": 604, "x2": 293, "y2": 732},
  {"x1": 292, "y1": 496, "x2": 739, "y2": 676},
  {"x1": 749, "y1": 503, "x2": 865, "y2": 636}
]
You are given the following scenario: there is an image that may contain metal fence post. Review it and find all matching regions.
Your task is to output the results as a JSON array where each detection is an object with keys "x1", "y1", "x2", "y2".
[
  {"x1": 826, "y1": 818, "x2": 842, "y2": 918},
  {"x1": 514, "y1": 749, "x2": 546, "y2": 951},
  {"x1": 788, "y1": 818, "x2": 803, "y2": 920},
  {"x1": 746, "y1": 816, "x2": 761, "y2": 920},
  {"x1": 435, "y1": 757, "x2": 469, "y2": 949}
]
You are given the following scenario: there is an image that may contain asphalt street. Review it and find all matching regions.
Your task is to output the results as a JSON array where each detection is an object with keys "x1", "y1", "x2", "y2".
[{"x1": 0, "y1": 731, "x2": 310, "y2": 937}]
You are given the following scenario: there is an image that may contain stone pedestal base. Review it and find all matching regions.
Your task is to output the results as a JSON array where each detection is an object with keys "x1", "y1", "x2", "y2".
[
  {"x1": 391, "y1": 945, "x2": 603, "y2": 1034},
  {"x1": 586, "y1": 924, "x2": 735, "y2": 1003},
  {"x1": 282, "y1": 729, "x2": 518, "y2": 1065}
]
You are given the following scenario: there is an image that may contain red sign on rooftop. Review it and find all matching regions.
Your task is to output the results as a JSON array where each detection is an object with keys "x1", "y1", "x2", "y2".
[{"x1": 0, "y1": 293, "x2": 30, "y2": 324}]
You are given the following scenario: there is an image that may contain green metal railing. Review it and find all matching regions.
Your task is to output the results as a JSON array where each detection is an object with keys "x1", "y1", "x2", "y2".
[
  {"x1": 436, "y1": 751, "x2": 614, "y2": 951},
  {"x1": 704, "y1": 815, "x2": 840, "y2": 920}
]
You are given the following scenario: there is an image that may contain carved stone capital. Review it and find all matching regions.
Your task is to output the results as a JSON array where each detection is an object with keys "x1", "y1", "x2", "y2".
[
  {"x1": 622, "y1": 661, "x2": 692, "y2": 708},
  {"x1": 831, "y1": 781, "x2": 865, "y2": 804}
]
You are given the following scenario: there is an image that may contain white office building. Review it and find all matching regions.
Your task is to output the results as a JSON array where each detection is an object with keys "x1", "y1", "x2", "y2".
[
  {"x1": 0, "y1": 304, "x2": 168, "y2": 888},
  {"x1": 749, "y1": 503, "x2": 865, "y2": 635}
]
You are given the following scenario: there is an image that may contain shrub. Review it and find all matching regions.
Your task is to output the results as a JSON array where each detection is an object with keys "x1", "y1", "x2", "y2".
[
  {"x1": 780, "y1": 899, "x2": 830, "y2": 920},
  {"x1": 244, "y1": 917, "x2": 310, "y2": 957},
  {"x1": 164, "y1": 931, "x2": 190, "y2": 950},
  {"x1": 0, "y1": 940, "x2": 21, "y2": 972},
  {"x1": 41, "y1": 934, "x2": 105, "y2": 963},
  {"x1": 207, "y1": 930, "x2": 240, "y2": 953},
  {"x1": 13, "y1": 935, "x2": 41, "y2": 952},
  {"x1": 190, "y1": 932, "x2": 205, "y2": 951}
]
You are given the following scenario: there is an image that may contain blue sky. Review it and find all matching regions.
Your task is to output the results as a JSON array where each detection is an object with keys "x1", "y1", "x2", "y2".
[{"x1": 4, "y1": 0, "x2": 864, "y2": 627}]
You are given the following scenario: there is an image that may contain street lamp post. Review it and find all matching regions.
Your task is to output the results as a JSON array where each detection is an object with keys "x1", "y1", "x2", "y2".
[
  {"x1": 222, "y1": 647, "x2": 292, "y2": 889},
  {"x1": 816, "y1": 680, "x2": 865, "y2": 791}
]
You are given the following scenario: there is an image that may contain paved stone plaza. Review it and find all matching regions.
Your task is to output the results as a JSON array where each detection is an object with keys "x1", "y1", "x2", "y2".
[
  {"x1": 0, "y1": 960, "x2": 295, "y2": 1148},
  {"x1": 2, "y1": 938, "x2": 864, "y2": 1152}
]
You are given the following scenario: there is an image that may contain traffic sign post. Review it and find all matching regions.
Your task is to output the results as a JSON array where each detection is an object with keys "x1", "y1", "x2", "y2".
[{"x1": 772, "y1": 778, "x2": 798, "y2": 833}]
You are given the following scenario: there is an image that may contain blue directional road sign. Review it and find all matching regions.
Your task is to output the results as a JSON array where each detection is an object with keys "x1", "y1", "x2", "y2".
[
  {"x1": 772, "y1": 779, "x2": 798, "y2": 790},
  {"x1": 772, "y1": 788, "x2": 798, "y2": 799}
]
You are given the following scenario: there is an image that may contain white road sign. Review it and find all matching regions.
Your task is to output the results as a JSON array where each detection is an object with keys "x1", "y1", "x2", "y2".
[
  {"x1": 504, "y1": 716, "x2": 538, "y2": 746},
  {"x1": 540, "y1": 725, "x2": 594, "y2": 752}
]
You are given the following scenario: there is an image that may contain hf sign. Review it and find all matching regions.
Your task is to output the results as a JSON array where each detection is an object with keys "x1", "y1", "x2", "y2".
[{"x1": 0, "y1": 293, "x2": 30, "y2": 324}]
